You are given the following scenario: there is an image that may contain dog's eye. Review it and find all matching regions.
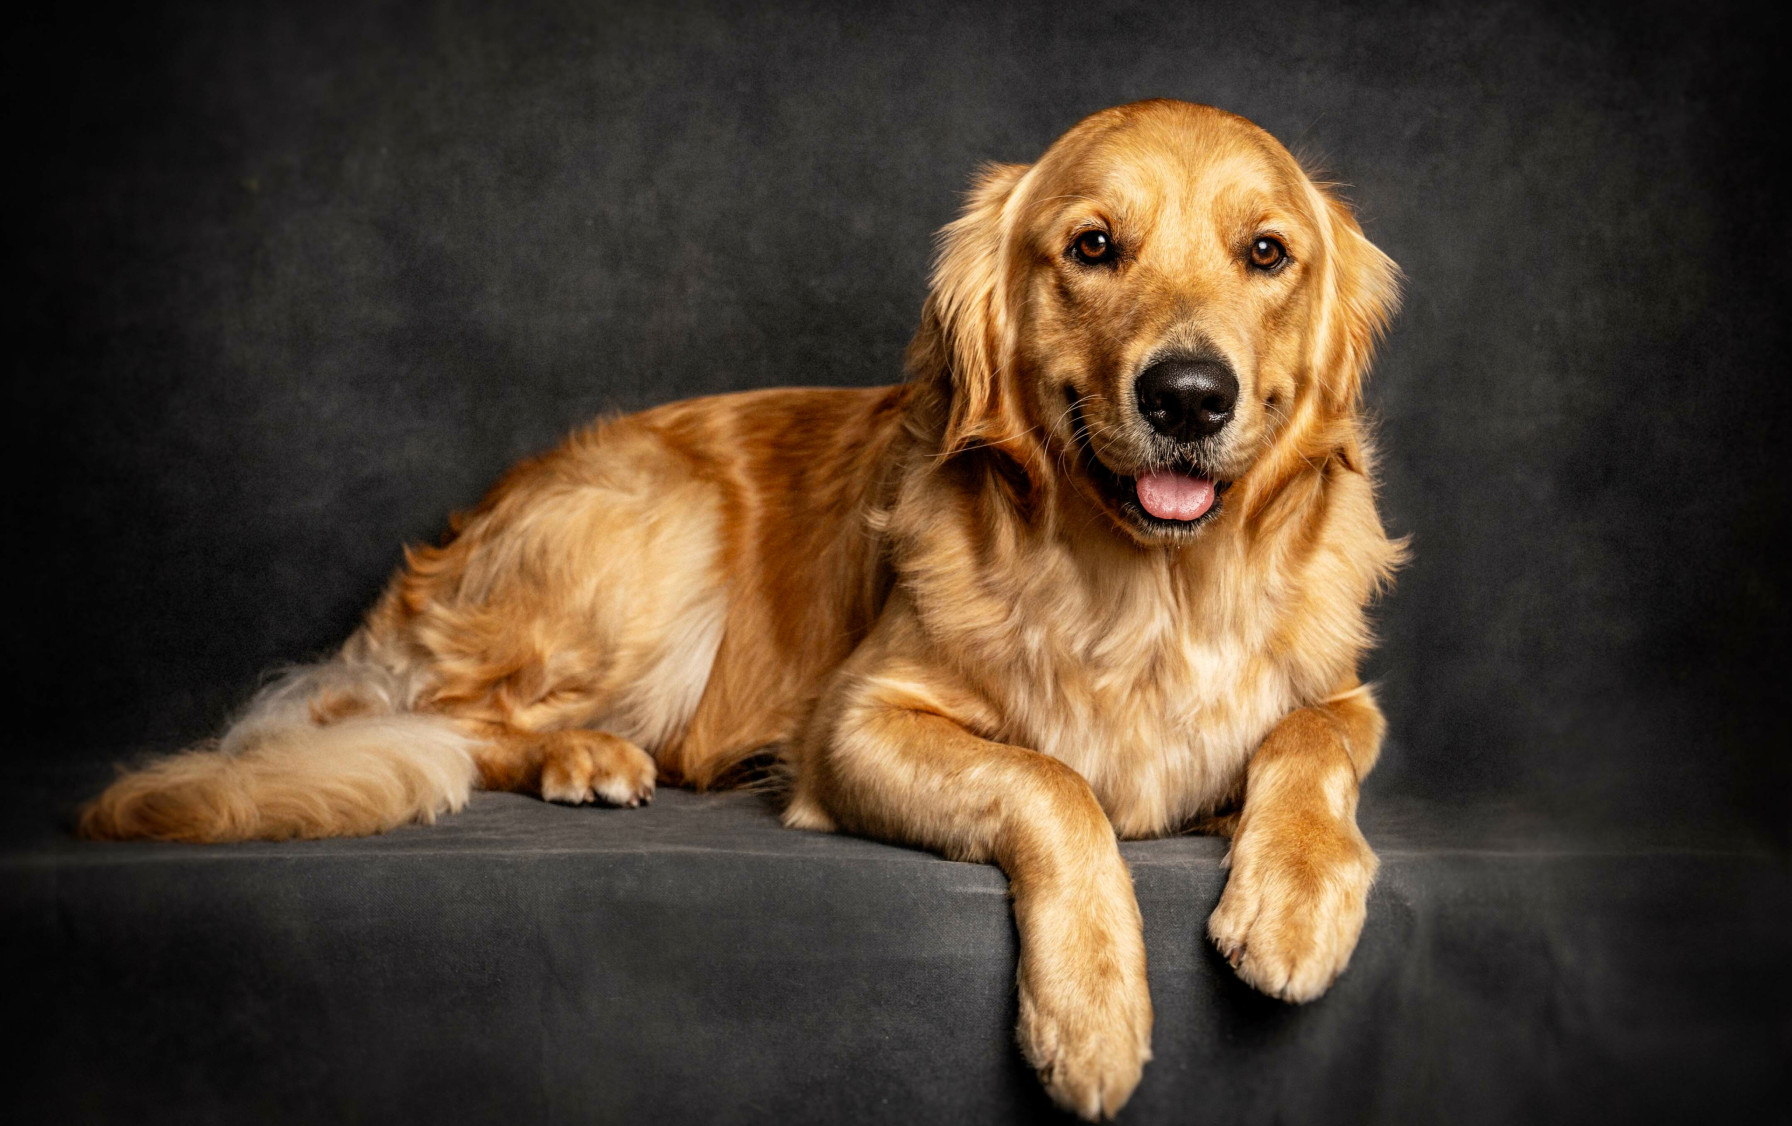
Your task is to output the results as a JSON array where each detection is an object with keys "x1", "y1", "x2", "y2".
[
  {"x1": 1071, "y1": 230, "x2": 1116, "y2": 265},
  {"x1": 1248, "y1": 236, "x2": 1287, "y2": 270}
]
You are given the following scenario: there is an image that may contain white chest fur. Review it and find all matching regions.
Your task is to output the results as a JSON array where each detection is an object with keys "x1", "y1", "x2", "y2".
[
  {"x1": 986, "y1": 554, "x2": 1301, "y2": 837},
  {"x1": 906, "y1": 522, "x2": 1314, "y2": 838},
  {"x1": 897, "y1": 466, "x2": 1387, "y2": 840}
]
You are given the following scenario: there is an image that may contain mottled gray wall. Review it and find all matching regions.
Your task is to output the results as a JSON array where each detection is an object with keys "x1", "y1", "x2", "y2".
[{"x1": 13, "y1": 1, "x2": 1786, "y2": 839}]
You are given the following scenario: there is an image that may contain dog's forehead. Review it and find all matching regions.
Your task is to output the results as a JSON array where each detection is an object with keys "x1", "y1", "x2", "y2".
[{"x1": 1039, "y1": 120, "x2": 1309, "y2": 234}]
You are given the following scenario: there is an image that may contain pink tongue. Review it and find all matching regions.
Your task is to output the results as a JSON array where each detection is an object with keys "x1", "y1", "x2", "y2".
[{"x1": 1136, "y1": 470, "x2": 1216, "y2": 521}]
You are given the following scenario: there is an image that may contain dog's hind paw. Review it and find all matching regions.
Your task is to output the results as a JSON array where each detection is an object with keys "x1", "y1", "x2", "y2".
[{"x1": 539, "y1": 731, "x2": 657, "y2": 808}]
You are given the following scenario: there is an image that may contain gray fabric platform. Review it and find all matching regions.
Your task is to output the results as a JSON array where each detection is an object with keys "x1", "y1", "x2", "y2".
[{"x1": 7, "y1": 767, "x2": 1782, "y2": 1124}]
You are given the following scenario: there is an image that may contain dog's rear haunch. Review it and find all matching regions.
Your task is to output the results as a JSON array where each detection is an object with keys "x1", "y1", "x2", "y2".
[{"x1": 82, "y1": 101, "x2": 1403, "y2": 1121}]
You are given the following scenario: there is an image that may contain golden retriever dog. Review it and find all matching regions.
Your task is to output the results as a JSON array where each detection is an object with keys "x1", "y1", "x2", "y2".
[{"x1": 79, "y1": 99, "x2": 1403, "y2": 1119}]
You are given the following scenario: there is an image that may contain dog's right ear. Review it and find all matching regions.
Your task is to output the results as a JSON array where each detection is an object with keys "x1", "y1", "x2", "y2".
[{"x1": 906, "y1": 162, "x2": 1035, "y2": 461}]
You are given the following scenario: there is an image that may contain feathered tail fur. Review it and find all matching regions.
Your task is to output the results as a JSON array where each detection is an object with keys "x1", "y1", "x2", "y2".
[{"x1": 77, "y1": 661, "x2": 479, "y2": 843}]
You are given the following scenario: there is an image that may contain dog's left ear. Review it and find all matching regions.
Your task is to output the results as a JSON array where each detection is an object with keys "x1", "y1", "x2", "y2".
[
  {"x1": 1310, "y1": 186, "x2": 1402, "y2": 411},
  {"x1": 906, "y1": 161, "x2": 1037, "y2": 462}
]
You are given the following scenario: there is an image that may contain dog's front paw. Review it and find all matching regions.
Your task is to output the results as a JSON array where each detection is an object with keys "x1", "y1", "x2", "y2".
[
  {"x1": 539, "y1": 731, "x2": 656, "y2": 807},
  {"x1": 1207, "y1": 810, "x2": 1377, "y2": 1002},
  {"x1": 1014, "y1": 907, "x2": 1153, "y2": 1121}
]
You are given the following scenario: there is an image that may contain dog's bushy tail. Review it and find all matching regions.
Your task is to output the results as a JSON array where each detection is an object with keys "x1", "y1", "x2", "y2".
[{"x1": 77, "y1": 662, "x2": 479, "y2": 843}]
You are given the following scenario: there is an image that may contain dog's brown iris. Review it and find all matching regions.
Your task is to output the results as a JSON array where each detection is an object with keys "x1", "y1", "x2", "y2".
[
  {"x1": 1248, "y1": 236, "x2": 1287, "y2": 270},
  {"x1": 1072, "y1": 230, "x2": 1115, "y2": 265}
]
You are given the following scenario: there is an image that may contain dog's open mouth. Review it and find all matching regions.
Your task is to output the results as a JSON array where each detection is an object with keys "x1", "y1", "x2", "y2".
[{"x1": 1068, "y1": 398, "x2": 1230, "y2": 532}]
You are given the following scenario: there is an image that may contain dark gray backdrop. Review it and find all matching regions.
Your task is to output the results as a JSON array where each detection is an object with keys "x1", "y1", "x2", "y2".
[{"x1": 11, "y1": 0, "x2": 1787, "y2": 845}]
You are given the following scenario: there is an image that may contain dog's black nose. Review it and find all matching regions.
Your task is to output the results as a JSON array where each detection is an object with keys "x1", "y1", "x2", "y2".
[{"x1": 1135, "y1": 357, "x2": 1239, "y2": 441}]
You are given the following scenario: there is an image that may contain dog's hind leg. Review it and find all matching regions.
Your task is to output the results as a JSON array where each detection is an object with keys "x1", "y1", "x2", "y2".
[{"x1": 78, "y1": 414, "x2": 726, "y2": 843}]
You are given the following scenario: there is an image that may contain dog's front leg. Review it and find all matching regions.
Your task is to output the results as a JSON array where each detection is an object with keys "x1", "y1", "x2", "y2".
[
  {"x1": 799, "y1": 671, "x2": 1152, "y2": 1121},
  {"x1": 1207, "y1": 681, "x2": 1386, "y2": 1002}
]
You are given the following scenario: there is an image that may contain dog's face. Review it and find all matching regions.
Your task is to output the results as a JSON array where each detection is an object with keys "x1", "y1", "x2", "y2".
[
  {"x1": 1020, "y1": 110, "x2": 1328, "y2": 540},
  {"x1": 918, "y1": 101, "x2": 1399, "y2": 546}
]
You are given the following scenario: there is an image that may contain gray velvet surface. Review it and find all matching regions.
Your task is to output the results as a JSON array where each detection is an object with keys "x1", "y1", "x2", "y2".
[{"x1": 6, "y1": 768, "x2": 1785, "y2": 1124}]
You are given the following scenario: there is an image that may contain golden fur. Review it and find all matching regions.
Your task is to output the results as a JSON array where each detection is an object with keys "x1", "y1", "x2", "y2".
[{"x1": 79, "y1": 101, "x2": 1404, "y2": 1120}]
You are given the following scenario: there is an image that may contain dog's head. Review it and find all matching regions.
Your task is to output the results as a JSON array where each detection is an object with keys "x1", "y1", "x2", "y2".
[{"x1": 908, "y1": 100, "x2": 1400, "y2": 545}]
